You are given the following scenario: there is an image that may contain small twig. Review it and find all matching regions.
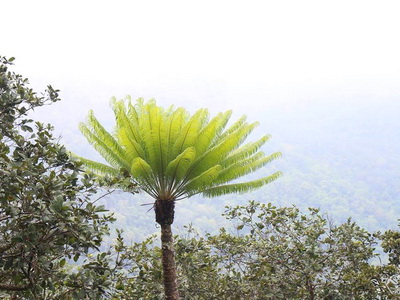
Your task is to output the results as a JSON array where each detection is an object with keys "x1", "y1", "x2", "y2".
[{"x1": 92, "y1": 189, "x2": 116, "y2": 204}]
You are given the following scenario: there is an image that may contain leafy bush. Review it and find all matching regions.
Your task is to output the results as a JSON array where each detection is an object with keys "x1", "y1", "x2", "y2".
[
  {"x1": 0, "y1": 56, "x2": 117, "y2": 299},
  {"x1": 114, "y1": 201, "x2": 400, "y2": 299}
]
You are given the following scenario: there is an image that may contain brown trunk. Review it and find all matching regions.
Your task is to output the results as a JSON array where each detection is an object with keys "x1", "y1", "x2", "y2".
[
  {"x1": 161, "y1": 223, "x2": 179, "y2": 300},
  {"x1": 155, "y1": 199, "x2": 180, "y2": 300},
  {"x1": 306, "y1": 277, "x2": 315, "y2": 300}
]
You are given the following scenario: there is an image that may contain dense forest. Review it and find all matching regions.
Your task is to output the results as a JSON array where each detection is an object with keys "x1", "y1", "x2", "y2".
[{"x1": 2, "y1": 57, "x2": 400, "y2": 299}]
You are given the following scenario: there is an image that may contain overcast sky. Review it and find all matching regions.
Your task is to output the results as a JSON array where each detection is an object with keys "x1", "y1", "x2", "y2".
[{"x1": 3, "y1": 0, "x2": 400, "y2": 153}]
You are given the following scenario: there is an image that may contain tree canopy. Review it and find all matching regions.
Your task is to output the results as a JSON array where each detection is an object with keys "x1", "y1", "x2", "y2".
[
  {"x1": 112, "y1": 200, "x2": 400, "y2": 299},
  {"x1": 0, "y1": 56, "x2": 118, "y2": 299},
  {"x1": 78, "y1": 97, "x2": 282, "y2": 201}
]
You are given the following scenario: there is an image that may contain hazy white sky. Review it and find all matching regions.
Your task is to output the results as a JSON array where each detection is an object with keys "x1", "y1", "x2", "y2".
[
  {"x1": 3, "y1": 0, "x2": 400, "y2": 151},
  {"x1": 3, "y1": 1, "x2": 400, "y2": 233}
]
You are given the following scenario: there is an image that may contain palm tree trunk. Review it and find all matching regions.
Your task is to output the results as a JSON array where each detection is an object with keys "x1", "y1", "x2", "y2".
[
  {"x1": 161, "y1": 223, "x2": 179, "y2": 300},
  {"x1": 155, "y1": 199, "x2": 180, "y2": 300}
]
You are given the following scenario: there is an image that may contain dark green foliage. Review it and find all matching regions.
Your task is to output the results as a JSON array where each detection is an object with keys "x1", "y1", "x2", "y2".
[
  {"x1": 381, "y1": 229, "x2": 400, "y2": 267},
  {"x1": 0, "y1": 56, "x2": 59, "y2": 138},
  {"x1": 113, "y1": 201, "x2": 400, "y2": 299},
  {"x1": 0, "y1": 56, "x2": 117, "y2": 299},
  {"x1": 219, "y1": 201, "x2": 381, "y2": 299}
]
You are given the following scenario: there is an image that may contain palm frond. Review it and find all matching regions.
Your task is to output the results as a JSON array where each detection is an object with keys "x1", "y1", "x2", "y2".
[
  {"x1": 130, "y1": 157, "x2": 153, "y2": 179},
  {"x1": 157, "y1": 110, "x2": 169, "y2": 180},
  {"x1": 165, "y1": 107, "x2": 188, "y2": 163},
  {"x1": 202, "y1": 171, "x2": 282, "y2": 197},
  {"x1": 193, "y1": 110, "x2": 232, "y2": 157},
  {"x1": 130, "y1": 157, "x2": 159, "y2": 197},
  {"x1": 127, "y1": 101, "x2": 140, "y2": 135},
  {"x1": 117, "y1": 128, "x2": 145, "y2": 162},
  {"x1": 212, "y1": 114, "x2": 247, "y2": 146},
  {"x1": 112, "y1": 99, "x2": 142, "y2": 147},
  {"x1": 86, "y1": 110, "x2": 126, "y2": 159},
  {"x1": 185, "y1": 121, "x2": 259, "y2": 181},
  {"x1": 171, "y1": 108, "x2": 208, "y2": 160},
  {"x1": 137, "y1": 101, "x2": 163, "y2": 177},
  {"x1": 79, "y1": 122, "x2": 129, "y2": 170},
  {"x1": 214, "y1": 151, "x2": 282, "y2": 185},
  {"x1": 70, "y1": 153, "x2": 120, "y2": 176},
  {"x1": 180, "y1": 165, "x2": 222, "y2": 196},
  {"x1": 221, "y1": 135, "x2": 271, "y2": 167},
  {"x1": 165, "y1": 147, "x2": 196, "y2": 191}
]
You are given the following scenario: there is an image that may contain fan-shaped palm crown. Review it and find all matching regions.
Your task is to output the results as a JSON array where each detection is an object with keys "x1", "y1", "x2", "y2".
[{"x1": 78, "y1": 97, "x2": 281, "y2": 201}]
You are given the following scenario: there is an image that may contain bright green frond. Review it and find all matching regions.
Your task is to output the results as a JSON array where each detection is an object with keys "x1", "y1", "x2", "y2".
[
  {"x1": 221, "y1": 135, "x2": 271, "y2": 167},
  {"x1": 202, "y1": 171, "x2": 282, "y2": 197},
  {"x1": 127, "y1": 101, "x2": 140, "y2": 133},
  {"x1": 165, "y1": 107, "x2": 188, "y2": 162},
  {"x1": 216, "y1": 110, "x2": 233, "y2": 135},
  {"x1": 112, "y1": 99, "x2": 142, "y2": 146},
  {"x1": 181, "y1": 165, "x2": 222, "y2": 196},
  {"x1": 86, "y1": 110, "x2": 127, "y2": 160},
  {"x1": 156, "y1": 111, "x2": 169, "y2": 174},
  {"x1": 212, "y1": 114, "x2": 247, "y2": 146},
  {"x1": 79, "y1": 122, "x2": 129, "y2": 170},
  {"x1": 185, "y1": 121, "x2": 259, "y2": 181},
  {"x1": 214, "y1": 151, "x2": 282, "y2": 185},
  {"x1": 164, "y1": 104, "x2": 175, "y2": 116},
  {"x1": 193, "y1": 110, "x2": 232, "y2": 157},
  {"x1": 171, "y1": 108, "x2": 208, "y2": 159},
  {"x1": 130, "y1": 157, "x2": 153, "y2": 180},
  {"x1": 138, "y1": 101, "x2": 163, "y2": 177},
  {"x1": 130, "y1": 157, "x2": 159, "y2": 197},
  {"x1": 165, "y1": 147, "x2": 196, "y2": 189},
  {"x1": 134, "y1": 97, "x2": 146, "y2": 114},
  {"x1": 118, "y1": 128, "x2": 145, "y2": 162},
  {"x1": 70, "y1": 154, "x2": 120, "y2": 176}
]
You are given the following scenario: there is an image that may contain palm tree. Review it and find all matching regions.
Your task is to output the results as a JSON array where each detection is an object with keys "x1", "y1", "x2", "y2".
[{"x1": 77, "y1": 97, "x2": 281, "y2": 300}]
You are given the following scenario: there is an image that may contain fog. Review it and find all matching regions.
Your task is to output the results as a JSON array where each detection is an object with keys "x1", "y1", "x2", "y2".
[
  {"x1": 4, "y1": 1, "x2": 399, "y2": 131},
  {"x1": 3, "y1": 1, "x2": 400, "y2": 234}
]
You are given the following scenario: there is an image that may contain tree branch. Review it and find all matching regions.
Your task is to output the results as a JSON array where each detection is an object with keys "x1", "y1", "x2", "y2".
[{"x1": 0, "y1": 283, "x2": 32, "y2": 291}]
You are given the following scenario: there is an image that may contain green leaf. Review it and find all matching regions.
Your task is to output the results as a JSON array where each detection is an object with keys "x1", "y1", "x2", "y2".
[
  {"x1": 59, "y1": 258, "x2": 66, "y2": 267},
  {"x1": 4, "y1": 258, "x2": 13, "y2": 270}
]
